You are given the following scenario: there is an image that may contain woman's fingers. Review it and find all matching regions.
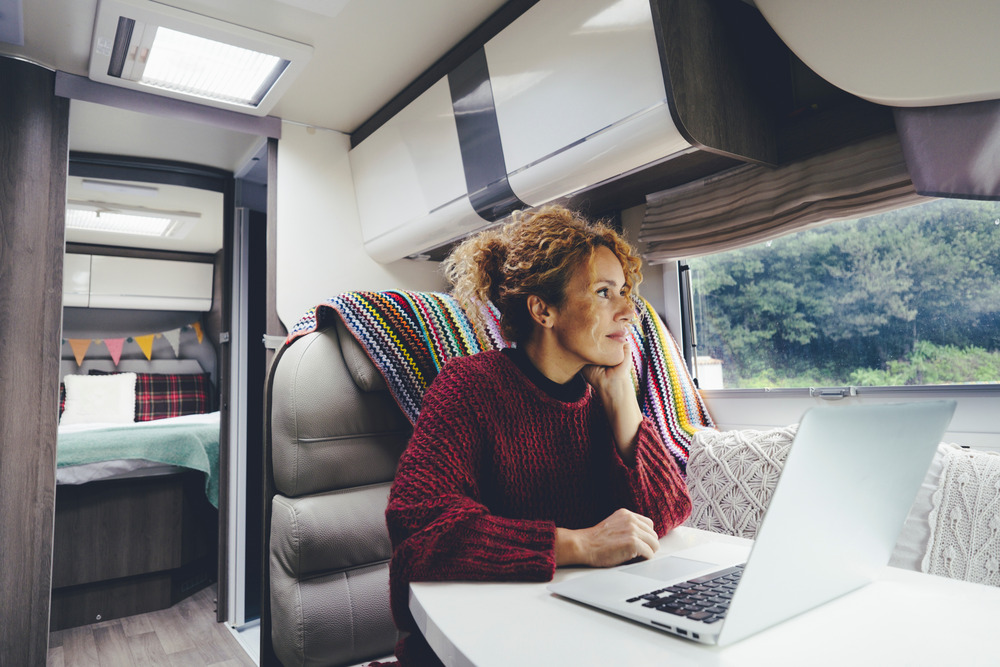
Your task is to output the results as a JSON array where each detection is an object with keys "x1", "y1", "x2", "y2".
[{"x1": 578, "y1": 508, "x2": 659, "y2": 567}]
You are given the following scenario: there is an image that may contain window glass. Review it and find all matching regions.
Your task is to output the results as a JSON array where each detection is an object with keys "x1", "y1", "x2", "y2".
[{"x1": 687, "y1": 199, "x2": 1000, "y2": 389}]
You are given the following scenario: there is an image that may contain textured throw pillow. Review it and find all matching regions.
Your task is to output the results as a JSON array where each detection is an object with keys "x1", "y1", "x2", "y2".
[
  {"x1": 684, "y1": 425, "x2": 798, "y2": 538},
  {"x1": 922, "y1": 444, "x2": 1000, "y2": 587},
  {"x1": 60, "y1": 372, "x2": 137, "y2": 425}
]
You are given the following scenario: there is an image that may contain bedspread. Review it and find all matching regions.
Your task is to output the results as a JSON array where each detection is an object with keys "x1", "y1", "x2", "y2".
[{"x1": 57, "y1": 412, "x2": 220, "y2": 508}]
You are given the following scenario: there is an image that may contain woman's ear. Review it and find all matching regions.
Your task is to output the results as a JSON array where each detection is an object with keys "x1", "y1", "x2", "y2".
[{"x1": 527, "y1": 294, "x2": 555, "y2": 329}]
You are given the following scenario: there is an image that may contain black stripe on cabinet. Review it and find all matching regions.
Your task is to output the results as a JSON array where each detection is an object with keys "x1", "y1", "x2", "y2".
[{"x1": 448, "y1": 47, "x2": 526, "y2": 222}]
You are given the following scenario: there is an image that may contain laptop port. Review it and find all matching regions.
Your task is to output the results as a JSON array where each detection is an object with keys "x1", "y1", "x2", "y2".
[
  {"x1": 677, "y1": 629, "x2": 688, "y2": 636},
  {"x1": 693, "y1": 633, "x2": 700, "y2": 640}
]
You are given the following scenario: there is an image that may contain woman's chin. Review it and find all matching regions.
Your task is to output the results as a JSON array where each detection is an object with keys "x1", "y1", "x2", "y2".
[{"x1": 595, "y1": 349, "x2": 626, "y2": 367}]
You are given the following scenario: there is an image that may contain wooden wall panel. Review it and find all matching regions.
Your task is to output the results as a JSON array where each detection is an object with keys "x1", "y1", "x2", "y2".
[{"x1": 0, "y1": 57, "x2": 70, "y2": 665}]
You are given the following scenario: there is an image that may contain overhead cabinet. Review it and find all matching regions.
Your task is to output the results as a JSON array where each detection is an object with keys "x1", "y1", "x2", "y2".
[
  {"x1": 350, "y1": 0, "x2": 775, "y2": 262},
  {"x1": 350, "y1": 0, "x2": 693, "y2": 263},
  {"x1": 63, "y1": 253, "x2": 213, "y2": 311}
]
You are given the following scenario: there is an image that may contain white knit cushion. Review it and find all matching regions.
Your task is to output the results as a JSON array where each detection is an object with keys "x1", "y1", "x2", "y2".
[
  {"x1": 922, "y1": 444, "x2": 1000, "y2": 586},
  {"x1": 60, "y1": 372, "x2": 137, "y2": 425},
  {"x1": 684, "y1": 426, "x2": 797, "y2": 538}
]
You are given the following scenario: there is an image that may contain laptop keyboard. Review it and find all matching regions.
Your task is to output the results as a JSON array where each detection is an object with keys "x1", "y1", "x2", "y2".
[{"x1": 625, "y1": 564, "x2": 745, "y2": 624}]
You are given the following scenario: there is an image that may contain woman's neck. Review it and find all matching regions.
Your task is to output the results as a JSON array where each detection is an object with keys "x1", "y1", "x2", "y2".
[{"x1": 521, "y1": 335, "x2": 583, "y2": 385}]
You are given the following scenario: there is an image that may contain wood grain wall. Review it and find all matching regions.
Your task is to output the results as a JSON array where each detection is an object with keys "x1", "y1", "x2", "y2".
[{"x1": 0, "y1": 57, "x2": 70, "y2": 665}]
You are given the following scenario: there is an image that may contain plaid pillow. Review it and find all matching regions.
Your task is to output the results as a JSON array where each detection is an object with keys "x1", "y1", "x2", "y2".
[
  {"x1": 59, "y1": 382, "x2": 66, "y2": 417},
  {"x1": 89, "y1": 371, "x2": 213, "y2": 421},
  {"x1": 134, "y1": 373, "x2": 212, "y2": 421}
]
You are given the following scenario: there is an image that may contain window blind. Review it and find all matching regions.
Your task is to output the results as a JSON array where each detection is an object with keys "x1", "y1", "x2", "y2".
[{"x1": 639, "y1": 133, "x2": 928, "y2": 262}]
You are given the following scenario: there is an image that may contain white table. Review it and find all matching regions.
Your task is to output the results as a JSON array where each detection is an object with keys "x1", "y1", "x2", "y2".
[{"x1": 410, "y1": 527, "x2": 1000, "y2": 667}]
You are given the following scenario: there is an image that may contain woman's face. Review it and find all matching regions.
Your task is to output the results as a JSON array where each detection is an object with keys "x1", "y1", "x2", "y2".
[{"x1": 548, "y1": 245, "x2": 636, "y2": 371}]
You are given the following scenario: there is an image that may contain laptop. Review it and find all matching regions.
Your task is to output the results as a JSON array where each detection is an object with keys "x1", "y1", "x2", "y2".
[{"x1": 548, "y1": 400, "x2": 956, "y2": 646}]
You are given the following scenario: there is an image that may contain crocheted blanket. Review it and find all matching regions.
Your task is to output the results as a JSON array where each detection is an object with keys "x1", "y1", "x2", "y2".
[{"x1": 286, "y1": 291, "x2": 714, "y2": 470}]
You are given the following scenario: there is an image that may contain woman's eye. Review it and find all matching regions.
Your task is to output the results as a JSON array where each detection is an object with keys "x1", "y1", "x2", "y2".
[{"x1": 597, "y1": 288, "x2": 610, "y2": 298}]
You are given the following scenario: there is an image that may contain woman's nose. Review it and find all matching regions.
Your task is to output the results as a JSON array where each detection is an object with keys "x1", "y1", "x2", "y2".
[{"x1": 615, "y1": 294, "x2": 636, "y2": 321}]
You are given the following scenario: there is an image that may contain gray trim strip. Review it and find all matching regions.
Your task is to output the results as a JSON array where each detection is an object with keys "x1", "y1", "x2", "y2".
[
  {"x1": 700, "y1": 384, "x2": 1000, "y2": 399},
  {"x1": 54, "y1": 71, "x2": 282, "y2": 139},
  {"x1": 448, "y1": 47, "x2": 525, "y2": 222}
]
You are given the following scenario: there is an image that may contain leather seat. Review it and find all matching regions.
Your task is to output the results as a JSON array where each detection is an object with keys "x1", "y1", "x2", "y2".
[{"x1": 264, "y1": 317, "x2": 411, "y2": 666}]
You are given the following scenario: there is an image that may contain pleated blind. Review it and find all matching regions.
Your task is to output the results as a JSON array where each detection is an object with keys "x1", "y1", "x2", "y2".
[{"x1": 640, "y1": 133, "x2": 929, "y2": 262}]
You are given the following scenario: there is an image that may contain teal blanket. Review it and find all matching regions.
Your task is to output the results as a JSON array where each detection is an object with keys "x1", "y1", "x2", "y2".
[{"x1": 57, "y1": 416, "x2": 219, "y2": 508}]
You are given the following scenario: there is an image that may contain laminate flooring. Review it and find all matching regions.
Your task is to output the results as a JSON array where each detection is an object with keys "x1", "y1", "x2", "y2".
[{"x1": 47, "y1": 584, "x2": 257, "y2": 666}]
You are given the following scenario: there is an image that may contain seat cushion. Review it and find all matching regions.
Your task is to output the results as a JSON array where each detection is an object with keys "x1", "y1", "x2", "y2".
[{"x1": 270, "y1": 483, "x2": 396, "y2": 666}]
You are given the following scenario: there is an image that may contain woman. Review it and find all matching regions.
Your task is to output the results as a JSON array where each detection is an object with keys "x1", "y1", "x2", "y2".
[{"x1": 384, "y1": 206, "x2": 691, "y2": 665}]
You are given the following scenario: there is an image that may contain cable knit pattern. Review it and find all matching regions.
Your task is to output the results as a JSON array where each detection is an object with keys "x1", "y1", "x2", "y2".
[
  {"x1": 924, "y1": 444, "x2": 1000, "y2": 587},
  {"x1": 684, "y1": 426, "x2": 798, "y2": 538},
  {"x1": 385, "y1": 350, "x2": 691, "y2": 664}
]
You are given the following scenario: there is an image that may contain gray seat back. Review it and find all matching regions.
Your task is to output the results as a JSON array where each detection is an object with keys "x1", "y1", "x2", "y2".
[{"x1": 264, "y1": 318, "x2": 411, "y2": 666}]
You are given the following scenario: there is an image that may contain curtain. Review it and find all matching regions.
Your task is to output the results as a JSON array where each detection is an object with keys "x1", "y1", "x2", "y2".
[
  {"x1": 895, "y1": 101, "x2": 1000, "y2": 201},
  {"x1": 640, "y1": 132, "x2": 929, "y2": 262}
]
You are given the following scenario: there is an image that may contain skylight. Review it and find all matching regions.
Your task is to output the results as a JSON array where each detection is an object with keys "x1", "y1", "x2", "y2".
[
  {"x1": 89, "y1": 0, "x2": 312, "y2": 115},
  {"x1": 66, "y1": 201, "x2": 198, "y2": 238},
  {"x1": 137, "y1": 28, "x2": 287, "y2": 107}
]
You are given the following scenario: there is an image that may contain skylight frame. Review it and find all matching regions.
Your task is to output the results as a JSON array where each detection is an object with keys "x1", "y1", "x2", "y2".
[{"x1": 89, "y1": 0, "x2": 313, "y2": 116}]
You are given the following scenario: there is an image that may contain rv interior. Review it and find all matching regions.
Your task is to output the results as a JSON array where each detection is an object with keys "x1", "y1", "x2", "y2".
[{"x1": 2, "y1": 0, "x2": 999, "y2": 665}]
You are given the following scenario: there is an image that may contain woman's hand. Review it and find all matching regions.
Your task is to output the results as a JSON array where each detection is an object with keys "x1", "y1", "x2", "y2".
[
  {"x1": 582, "y1": 342, "x2": 643, "y2": 462},
  {"x1": 555, "y1": 508, "x2": 659, "y2": 568}
]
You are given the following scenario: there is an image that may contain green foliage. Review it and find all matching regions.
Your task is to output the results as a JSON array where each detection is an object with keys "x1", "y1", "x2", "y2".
[
  {"x1": 848, "y1": 341, "x2": 1000, "y2": 386},
  {"x1": 690, "y1": 199, "x2": 1000, "y2": 387}
]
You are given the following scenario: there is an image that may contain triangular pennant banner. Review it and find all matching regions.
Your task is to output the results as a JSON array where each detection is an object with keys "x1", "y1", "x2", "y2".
[
  {"x1": 192, "y1": 322, "x2": 204, "y2": 344},
  {"x1": 134, "y1": 334, "x2": 156, "y2": 361},
  {"x1": 68, "y1": 339, "x2": 91, "y2": 366},
  {"x1": 104, "y1": 338, "x2": 125, "y2": 366},
  {"x1": 163, "y1": 328, "x2": 181, "y2": 357}
]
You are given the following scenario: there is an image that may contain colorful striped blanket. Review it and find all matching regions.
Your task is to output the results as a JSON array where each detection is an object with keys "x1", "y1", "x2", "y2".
[{"x1": 286, "y1": 291, "x2": 714, "y2": 470}]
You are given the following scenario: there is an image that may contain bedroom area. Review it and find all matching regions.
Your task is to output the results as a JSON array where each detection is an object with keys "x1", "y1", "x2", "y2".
[{"x1": 49, "y1": 95, "x2": 271, "y2": 652}]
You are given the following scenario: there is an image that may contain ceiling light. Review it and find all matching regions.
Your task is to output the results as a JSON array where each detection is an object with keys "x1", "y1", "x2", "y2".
[
  {"x1": 66, "y1": 200, "x2": 200, "y2": 238},
  {"x1": 89, "y1": 0, "x2": 313, "y2": 115}
]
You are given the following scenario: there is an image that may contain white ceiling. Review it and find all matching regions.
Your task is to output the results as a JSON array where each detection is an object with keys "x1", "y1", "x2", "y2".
[
  {"x1": 5, "y1": 0, "x2": 509, "y2": 135},
  {"x1": 2, "y1": 0, "x2": 508, "y2": 253}
]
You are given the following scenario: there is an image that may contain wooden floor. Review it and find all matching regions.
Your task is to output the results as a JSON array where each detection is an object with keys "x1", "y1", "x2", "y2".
[{"x1": 47, "y1": 584, "x2": 257, "y2": 666}]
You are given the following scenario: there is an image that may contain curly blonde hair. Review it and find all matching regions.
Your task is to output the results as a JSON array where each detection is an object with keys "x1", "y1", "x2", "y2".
[{"x1": 443, "y1": 205, "x2": 643, "y2": 345}]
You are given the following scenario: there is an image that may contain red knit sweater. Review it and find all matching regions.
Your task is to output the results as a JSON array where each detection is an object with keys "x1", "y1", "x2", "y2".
[{"x1": 384, "y1": 350, "x2": 692, "y2": 665}]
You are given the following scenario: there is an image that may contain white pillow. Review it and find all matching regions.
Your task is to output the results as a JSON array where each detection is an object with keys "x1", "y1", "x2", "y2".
[
  {"x1": 684, "y1": 425, "x2": 798, "y2": 538},
  {"x1": 60, "y1": 372, "x2": 137, "y2": 425},
  {"x1": 888, "y1": 442, "x2": 950, "y2": 571},
  {"x1": 921, "y1": 444, "x2": 1000, "y2": 586}
]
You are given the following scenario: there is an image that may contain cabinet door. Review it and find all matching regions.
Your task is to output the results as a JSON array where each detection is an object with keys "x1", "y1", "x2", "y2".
[{"x1": 89, "y1": 255, "x2": 213, "y2": 310}]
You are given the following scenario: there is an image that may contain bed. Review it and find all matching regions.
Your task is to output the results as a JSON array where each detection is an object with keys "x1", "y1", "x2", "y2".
[{"x1": 51, "y1": 357, "x2": 220, "y2": 631}]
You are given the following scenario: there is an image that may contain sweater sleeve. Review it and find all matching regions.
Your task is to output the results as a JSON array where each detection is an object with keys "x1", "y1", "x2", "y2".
[
  {"x1": 385, "y1": 359, "x2": 557, "y2": 632},
  {"x1": 606, "y1": 417, "x2": 692, "y2": 537}
]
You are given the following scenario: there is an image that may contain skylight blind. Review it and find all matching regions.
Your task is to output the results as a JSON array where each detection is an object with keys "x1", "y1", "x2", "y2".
[
  {"x1": 66, "y1": 208, "x2": 174, "y2": 237},
  {"x1": 140, "y1": 28, "x2": 288, "y2": 107}
]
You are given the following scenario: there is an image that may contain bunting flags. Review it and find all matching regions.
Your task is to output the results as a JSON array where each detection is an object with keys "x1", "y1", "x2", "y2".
[
  {"x1": 105, "y1": 338, "x2": 125, "y2": 365},
  {"x1": 63, "y1": 323, "x2": 205, "y2": 367},
  {"x1": 68, "y1": 339, "x2": 91, "y2": 366}
]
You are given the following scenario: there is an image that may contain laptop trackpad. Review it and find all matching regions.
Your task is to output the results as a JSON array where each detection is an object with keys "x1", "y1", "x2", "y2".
[{"x1": 623, "y1": 556, "x2": 718, "y2": 583}]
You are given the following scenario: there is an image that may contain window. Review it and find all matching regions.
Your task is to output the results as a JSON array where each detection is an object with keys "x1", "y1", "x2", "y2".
[{"x1": 687, "y1": 198, "x2": 1000, "y2": 389}]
